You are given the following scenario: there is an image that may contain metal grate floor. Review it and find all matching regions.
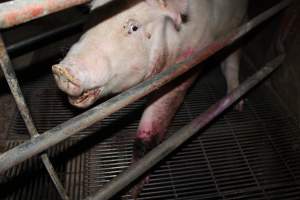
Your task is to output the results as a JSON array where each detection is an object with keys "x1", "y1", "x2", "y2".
[{"x1": 1, "y1": 62, "x2": 300, "y2": 200}]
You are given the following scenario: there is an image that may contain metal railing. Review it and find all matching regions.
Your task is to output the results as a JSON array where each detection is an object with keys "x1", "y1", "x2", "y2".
[
  {"x1": 0, "y1": 0, "x2": 293, "y2": 199},
  {"x1": 0, "y1": 0, "x2": 90, "y2": 28}
]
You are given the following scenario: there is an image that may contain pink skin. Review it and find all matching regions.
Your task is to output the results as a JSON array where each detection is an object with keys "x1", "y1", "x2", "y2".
[
  {"x1": 52, "y1": 1, "x2": 184, "y2": 108},
  {"x1": 52, "y1": 0, "x2": 247, "y2": 108},
  {"x1": 52, "y1": 0, "x2": 215, "y2": 108},
  {"x1": 52, "y1": 0, "x2": 247, "y2": 198}
]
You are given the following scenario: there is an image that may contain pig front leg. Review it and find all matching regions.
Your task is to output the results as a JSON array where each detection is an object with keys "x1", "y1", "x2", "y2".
[
  {"x1": 131, "y1": 72, "x2": 198, "y2": 199},
  {"x1": 221, "y1": 50, "x2": 244, "y2": 111}
]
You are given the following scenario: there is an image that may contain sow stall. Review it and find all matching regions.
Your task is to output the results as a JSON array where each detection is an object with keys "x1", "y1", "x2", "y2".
[{"x1": 0, "y1": 0, "x2": 299, "y2": 199}]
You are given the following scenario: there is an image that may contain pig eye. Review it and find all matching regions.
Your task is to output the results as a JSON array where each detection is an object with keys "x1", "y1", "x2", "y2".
[
  {"x1": 126, "y1": 19, "x2": 141, "y2": 35},
  {"x1": 131, "y1": 25, "x2": 139, "y2": 32}
]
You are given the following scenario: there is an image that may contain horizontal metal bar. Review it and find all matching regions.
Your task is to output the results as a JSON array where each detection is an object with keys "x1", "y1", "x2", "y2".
[
  {"x1": 0, "y1": 0, "x2": 91, "y2": 29},
  {"x1": 6, "y1": 19, "x2": 85, "y2": 57},
  {"x1": 85, "y1": 54, "x2": 285, "y2": 200},
  {"x1": 0, "y1": 0, "x2": 293, "y2": 174},
  {"x1": 0, "y1": 35, "x2": 69, "y2": 200}
]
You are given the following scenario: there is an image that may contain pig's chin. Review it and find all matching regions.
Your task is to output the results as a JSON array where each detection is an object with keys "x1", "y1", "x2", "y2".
[{"x1": 68, "y1": 87, "x2": 102, "y2": 108}]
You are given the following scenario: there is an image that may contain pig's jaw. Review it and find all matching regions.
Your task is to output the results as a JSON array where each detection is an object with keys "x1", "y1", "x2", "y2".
[{"x1": 68, "y1": 87, "x2": 102, "y2": 108}]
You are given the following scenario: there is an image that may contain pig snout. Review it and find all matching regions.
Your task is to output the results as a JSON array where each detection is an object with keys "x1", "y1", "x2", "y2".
[
  {"x1": 52, "y1": 65, "x2": 83, "y2": 97},
  {"x1": 52, "y1": 56, "x2": 109, "y2": 108},
  {"x1": 52, "y1": 63, "x2": 105, "y2": 108}
]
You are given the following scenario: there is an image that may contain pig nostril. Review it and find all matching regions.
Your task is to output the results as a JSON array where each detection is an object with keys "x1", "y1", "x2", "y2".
[{"x1": 52, "y1": 64, "x2": 81, "y2": 86}]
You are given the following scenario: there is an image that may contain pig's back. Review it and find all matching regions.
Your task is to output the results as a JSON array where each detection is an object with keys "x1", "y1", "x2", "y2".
[
  {"x1": 209, "y1": 0, "x2": 248, "y2": 37},
  {"x1": 180, "y1": 0, "x2": 248, "y2": 48}
]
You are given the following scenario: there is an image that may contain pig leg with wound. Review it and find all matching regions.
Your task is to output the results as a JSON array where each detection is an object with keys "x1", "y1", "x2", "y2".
[{"x1": 132, "y1": 71, "x2": 198, "y2": 198}]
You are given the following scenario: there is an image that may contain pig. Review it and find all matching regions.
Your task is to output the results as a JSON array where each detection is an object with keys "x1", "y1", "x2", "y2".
[{"x1": 52, "y1": 0, "x2": 248, "y2": 198}]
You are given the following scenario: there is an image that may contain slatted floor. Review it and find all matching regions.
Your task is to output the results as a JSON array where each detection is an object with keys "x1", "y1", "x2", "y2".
[{"x1": 1, "y1": 62, "x2": 300, "y2": 200}]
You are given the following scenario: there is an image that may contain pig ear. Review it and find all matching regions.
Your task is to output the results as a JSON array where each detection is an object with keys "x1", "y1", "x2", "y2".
[
  {"x1": 166, "y1": 0, "x2": 189, "y2": 15},
  {"x1": 146, "y1": 0, "x2": 188, "y2": 28}
]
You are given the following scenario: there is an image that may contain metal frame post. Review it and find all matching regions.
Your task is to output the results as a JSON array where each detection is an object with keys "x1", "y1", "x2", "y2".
[{"x1": 0, "y1": 35, "x2": 69, "y2": 200}]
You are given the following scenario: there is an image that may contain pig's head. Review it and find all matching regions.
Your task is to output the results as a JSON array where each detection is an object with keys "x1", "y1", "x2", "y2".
[{"x1": 52, "y1": 0, "x2": 188, "y2": 108}]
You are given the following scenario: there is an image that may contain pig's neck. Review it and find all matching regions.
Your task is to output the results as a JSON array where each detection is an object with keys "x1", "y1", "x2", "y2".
[{"x1": 163, "y1": 1, "x2": 213, "y2": 71}]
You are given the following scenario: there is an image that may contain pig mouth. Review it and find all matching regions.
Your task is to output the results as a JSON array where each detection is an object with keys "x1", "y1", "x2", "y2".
[{"x1": 68, "y1": 87, "x2": 102, "y2": 108}]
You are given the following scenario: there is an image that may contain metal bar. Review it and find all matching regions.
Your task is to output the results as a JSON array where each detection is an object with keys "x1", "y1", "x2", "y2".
[
  {"x1": 0, "y1": 0, "x2": 90, "y2": 29},
  {"x1": 0, "y1": 0, "x2": 116, "y2": 29},
  {"x1": 276, "y1": 6, "x2": 298, "y2": 53},
  {"x1": 0, "y1": 0, "x2": 293, "y2": 174},
  {"x1": 6, "y1": 19, "x2": 85, "y2": 57},
  {"x1": 0, "y1": 38, "x2": 38, "y2": 136},
  {"x1": 85, "y1": 54, "x2": 285, "y2": 200},
  {"x1": 0, "y1": 35, "x2": 70, "y2": 200}
]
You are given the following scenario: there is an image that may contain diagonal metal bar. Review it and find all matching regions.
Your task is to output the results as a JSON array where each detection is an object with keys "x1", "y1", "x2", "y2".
[
  {"x1": 0, "y1": 35, "x2": 69, "y2": 200},
  {"x1": 85, "y1": 54, "x2": 285, "y2": 200},
  {"x1": 0, "y1": 0, "x2": 293, "y2": 174}
]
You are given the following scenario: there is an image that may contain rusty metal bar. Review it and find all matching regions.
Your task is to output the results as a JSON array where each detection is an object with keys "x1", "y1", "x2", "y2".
[
  {"x1": 0, "y1": 0, "x2": 91, "y2": 29},
  {"x1": 0, "y1": 35, "x2": 69, "y2": 200},
  {"x1": 86, "y1": 54, "x2": 285, "y2": 200},
  {"x1": 0, "y1": 0, "x2": 293, "y2": 174}
]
